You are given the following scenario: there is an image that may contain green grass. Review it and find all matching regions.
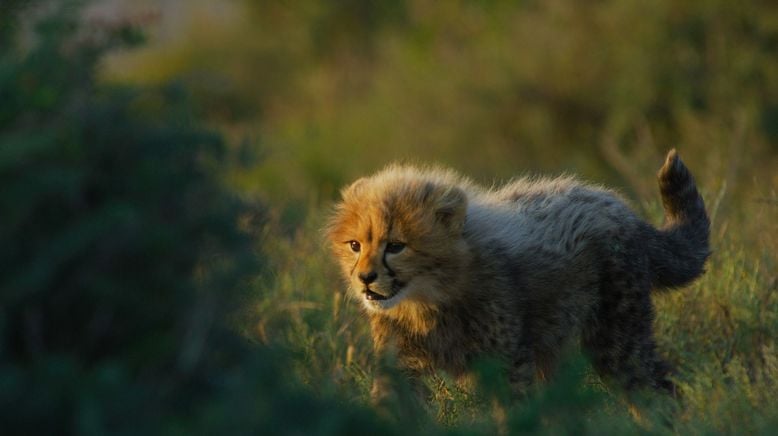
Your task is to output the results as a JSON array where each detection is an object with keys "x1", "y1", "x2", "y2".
[{"x1": 245, "y1": 184, "x2": 778, "y2": 433}]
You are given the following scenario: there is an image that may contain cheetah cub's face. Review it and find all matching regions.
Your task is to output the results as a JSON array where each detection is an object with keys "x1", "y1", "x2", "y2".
[{"x1": 328, "y1": 171, "x2": 470, "y2": 313}]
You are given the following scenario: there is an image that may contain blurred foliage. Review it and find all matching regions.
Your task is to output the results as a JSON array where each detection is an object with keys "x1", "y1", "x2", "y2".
[
  {"x1": 0, "y1": 2, "x2": 393, "y2": 434},
  {"x1": 104, "y1": 0, "x2": 778, "y2": 211},
  {"x1": 4, "y1": 0, "x2": 778, "y2": 434}
]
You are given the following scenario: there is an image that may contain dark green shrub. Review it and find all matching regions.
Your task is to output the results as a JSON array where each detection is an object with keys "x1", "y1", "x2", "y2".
[{"x1": 0, "y1": 4, "x2": 391, "y2": 434}]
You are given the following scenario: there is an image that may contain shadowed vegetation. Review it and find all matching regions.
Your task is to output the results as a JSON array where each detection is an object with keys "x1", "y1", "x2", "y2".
[{"x1": 3, "y1": 0, "x2": 778, "y2": 433}]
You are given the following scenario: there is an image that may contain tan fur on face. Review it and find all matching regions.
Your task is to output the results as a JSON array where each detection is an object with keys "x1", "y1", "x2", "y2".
[
  {"x1": 327, "y1": 166, "x2": 472, "y2": 331},
  {"x1": 327, "y1": 153, "x2": 709, "y2": 396}
]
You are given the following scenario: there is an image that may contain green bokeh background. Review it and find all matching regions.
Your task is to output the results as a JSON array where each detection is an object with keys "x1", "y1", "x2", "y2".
[{"x1": 2, "y1": 1, "x2": 777, "y2": 433}]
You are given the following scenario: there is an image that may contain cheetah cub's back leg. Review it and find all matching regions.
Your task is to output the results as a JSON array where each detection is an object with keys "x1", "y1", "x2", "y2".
[{"x1": 582, "y1": 250, "x2": 676, "y2": 395}]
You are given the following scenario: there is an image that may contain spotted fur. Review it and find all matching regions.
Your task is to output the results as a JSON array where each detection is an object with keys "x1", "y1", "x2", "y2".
[{"x1": 327, "y1": 149, "x2": 709, "y2": 397}]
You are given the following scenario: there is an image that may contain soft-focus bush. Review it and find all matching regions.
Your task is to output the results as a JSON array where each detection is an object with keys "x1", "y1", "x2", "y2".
[
  {"x1": 0, "y1": 4, "x2": 392, "y2": 434},
  {"x1": 4, "y1": 1, "x2": 778, "y2": 434}
]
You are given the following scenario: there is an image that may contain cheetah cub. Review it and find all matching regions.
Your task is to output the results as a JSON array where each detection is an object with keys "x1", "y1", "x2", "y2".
[{"x1": 327, "y1": 150, "x2": 709, "y2": 398}]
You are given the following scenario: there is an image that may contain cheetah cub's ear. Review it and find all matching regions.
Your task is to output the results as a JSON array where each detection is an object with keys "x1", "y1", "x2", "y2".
[
  {"x1": 341, "y1": 177, "x2": 367, "y2": 200},
  {"x1": 430, "y1": 185, "x2": 467, "y2": 235}
]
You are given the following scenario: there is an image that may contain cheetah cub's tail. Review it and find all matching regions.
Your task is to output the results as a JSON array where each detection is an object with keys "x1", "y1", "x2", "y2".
[{"x1": 649, "y1": 149, "x2": 711, "y2": 290}]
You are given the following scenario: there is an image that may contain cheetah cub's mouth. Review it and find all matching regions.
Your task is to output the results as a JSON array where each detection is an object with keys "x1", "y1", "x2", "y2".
[
  {"x1": 362, "y1": 280, "x2": 407, "y2": 309},
  {"x1": 363, "y1": 288, "x2": 390, "y2": 301}
]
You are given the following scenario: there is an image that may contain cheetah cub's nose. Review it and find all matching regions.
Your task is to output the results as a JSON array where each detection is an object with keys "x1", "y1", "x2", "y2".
[{"x1": 359, "y1": 271, "x2": 378, "y2": 285}]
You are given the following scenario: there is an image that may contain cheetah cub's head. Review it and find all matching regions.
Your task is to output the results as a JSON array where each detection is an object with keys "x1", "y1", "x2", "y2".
[{"x1": 327, "y1": 166, "x2": 470, "y2": 313}]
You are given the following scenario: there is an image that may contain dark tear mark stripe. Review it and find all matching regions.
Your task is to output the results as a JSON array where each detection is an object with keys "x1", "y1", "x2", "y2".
[
  {"x1": 382, "y1": 217, "x2": 397, "y2": 277},
  {"x1": 382, "y1": 254, "x2": 396, "y2": 277},
  {"x1": 349, "y1": 252, "x2": 360, "y2": 276}
]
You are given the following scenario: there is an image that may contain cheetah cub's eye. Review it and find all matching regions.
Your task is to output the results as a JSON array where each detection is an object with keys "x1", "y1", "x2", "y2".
[
  {"x1": 348, "y1": 241, "x2": 361, "y2": 253},
  {"x1": 385, "y1": 242, "x2": 406, "y2": 254}
]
